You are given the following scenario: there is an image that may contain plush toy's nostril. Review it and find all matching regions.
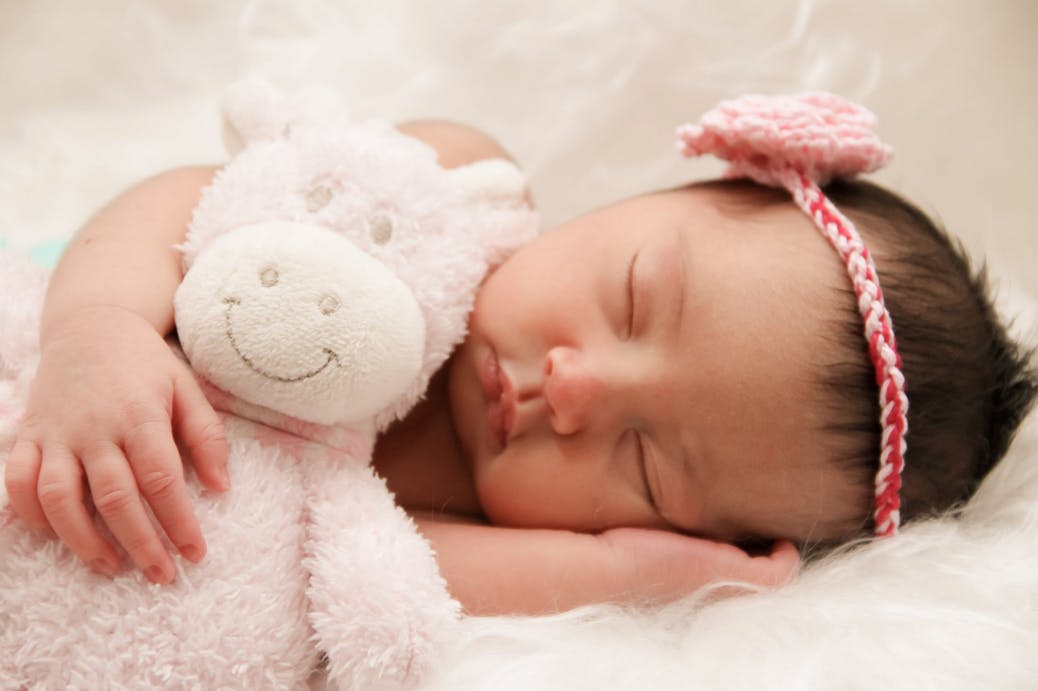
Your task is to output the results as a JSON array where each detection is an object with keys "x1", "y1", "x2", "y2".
[
  {"x1": 260, "y1": 266, "x2": 279, "y2": 287},
  {"x1": 319, "y1": 293, "x2": 341, "y2": 315},
  {"x1": 223, "y1": 296, "x2": 241, "y2": 305},
  {"x1": 369, "y1": 214, "x2": 393, "y2": 245},
  {"x1": 305, "y1": 181, "x2": 335, "y2": 212}
]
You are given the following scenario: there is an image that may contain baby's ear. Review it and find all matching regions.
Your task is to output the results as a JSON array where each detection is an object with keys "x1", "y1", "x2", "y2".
[{"x1": 447, "y1": 158, "x2": 528, "y2": 207}]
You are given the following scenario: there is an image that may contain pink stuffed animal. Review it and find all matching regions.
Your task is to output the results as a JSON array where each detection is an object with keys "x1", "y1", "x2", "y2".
[{"x1": 0, "y1": 76, "x2": 537, "y2": 690}]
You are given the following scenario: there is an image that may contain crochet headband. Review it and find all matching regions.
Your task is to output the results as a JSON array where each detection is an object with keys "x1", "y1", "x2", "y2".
[{"x1": 677, "y1": 93, "x2": 907, "y2": 537}]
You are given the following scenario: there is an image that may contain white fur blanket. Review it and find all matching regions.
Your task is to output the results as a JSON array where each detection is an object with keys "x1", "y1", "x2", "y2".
[{"x1": 2, "y1": 2, "x2": 1037, "y2": 689}]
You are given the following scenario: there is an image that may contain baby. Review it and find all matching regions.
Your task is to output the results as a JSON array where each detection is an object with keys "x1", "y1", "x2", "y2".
[{"x1": 4, "y1": 97, "x2": 1036, "y2": 616}]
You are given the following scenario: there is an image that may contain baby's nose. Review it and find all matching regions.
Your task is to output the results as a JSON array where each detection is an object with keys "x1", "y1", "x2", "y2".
[{"x1": 542, "y1": 346, "x2": 607, "y2": 436}]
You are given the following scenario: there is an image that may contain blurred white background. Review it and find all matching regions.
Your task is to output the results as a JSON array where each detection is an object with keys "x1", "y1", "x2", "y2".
[
  {"x1": 2, "y1": 1, "x2": 1035, "y2": 314},
  {"x1": 2, "y1": 4, "x2": 1036, "y2": 689}
]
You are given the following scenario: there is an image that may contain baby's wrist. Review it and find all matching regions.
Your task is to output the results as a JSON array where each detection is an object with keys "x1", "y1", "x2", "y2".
[
  {"x1": 40, "y1": 303, "x2": 157, "y2": 346},
  {"x1": 595, "y1": 529, "x2": 644, "y2": 595}
]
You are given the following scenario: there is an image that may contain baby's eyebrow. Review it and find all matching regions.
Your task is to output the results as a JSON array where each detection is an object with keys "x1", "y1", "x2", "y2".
[{"x1": 668, "y1": 225, "x2": 688, "y2": 339}]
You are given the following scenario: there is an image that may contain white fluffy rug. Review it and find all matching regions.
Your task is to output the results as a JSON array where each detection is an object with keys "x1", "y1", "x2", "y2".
[{"x1": 2, "y1": 2, "x2": 1037, "y2": 689}]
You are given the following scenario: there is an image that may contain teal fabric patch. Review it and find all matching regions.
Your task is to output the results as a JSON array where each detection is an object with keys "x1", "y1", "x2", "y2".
[
  {"x1": 28, "y1": 239, "x2": 69, "y2": 268},
  {"x1": 0, "y1": 237, "x2": 69, "y2": 267}
]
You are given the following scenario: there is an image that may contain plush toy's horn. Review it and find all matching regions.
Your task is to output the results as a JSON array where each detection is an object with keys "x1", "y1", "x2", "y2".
[
  {"x1": 221, "y1": 74, "x2": 290, "y2": 155},
  {"x1": 221, "y1": 73, "x2": 350, "y2": 155}
]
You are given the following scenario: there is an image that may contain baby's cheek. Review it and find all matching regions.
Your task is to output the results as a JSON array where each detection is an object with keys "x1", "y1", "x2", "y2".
[
  {"x1": 473, "y1": 457, "x2": 543, "y2": 527},
  {"x1": 472, "y1": 453, "x2": 603, "y2": 531}
]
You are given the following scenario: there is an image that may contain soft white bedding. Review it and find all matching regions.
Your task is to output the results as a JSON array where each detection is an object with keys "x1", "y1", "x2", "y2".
[{"x1": 2, "y1": 2, "x2": 1036, "y2": 689}]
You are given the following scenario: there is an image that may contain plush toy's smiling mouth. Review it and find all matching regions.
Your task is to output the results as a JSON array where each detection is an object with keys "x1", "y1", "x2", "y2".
[{"x1": 223, "y1": 297, "x2": 341, "y2": 383}]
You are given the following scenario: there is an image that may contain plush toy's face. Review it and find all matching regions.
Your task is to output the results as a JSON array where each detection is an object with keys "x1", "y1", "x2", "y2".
[
  {"x1": 175, "y1": 113, "x2": 536, "y2": 430},
  {"x1": 174, "y1": 221, "x2": 425, "y2": 426}
]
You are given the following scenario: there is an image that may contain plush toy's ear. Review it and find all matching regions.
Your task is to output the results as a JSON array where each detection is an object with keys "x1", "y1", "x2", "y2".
[
  {"x1": 221, "y1": 74, "x2": 350, "y2": 155},
  {"x1": 221, "y1": 74, "x2": 292, "y2": 155},
  {"x1": 447, "y1": 158, "x2": 528, "y2": 206}
]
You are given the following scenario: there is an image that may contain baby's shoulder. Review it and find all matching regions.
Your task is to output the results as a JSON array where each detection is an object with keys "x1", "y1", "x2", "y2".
[{"x1": 396, "y1": 120, "x2": 524, "y2": 174}]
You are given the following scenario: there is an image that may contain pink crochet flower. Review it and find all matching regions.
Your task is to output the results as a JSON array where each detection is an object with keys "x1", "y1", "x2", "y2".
[{"x1": 676, "y1": 92, "x2": 892, "y2": 186}]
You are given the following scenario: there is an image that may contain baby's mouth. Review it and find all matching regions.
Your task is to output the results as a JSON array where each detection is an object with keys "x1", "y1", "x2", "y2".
[
  {"x1": 479, "y1": 349, "x2": 515, "y2": 450},
  {"x1": 223, "y1": 297, "x2": 341, "y2": 383}
]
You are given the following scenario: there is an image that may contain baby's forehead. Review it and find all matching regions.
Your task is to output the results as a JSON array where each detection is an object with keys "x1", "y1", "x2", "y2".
[{"x1": 633, "y1": 184, "x2": 850, "y2": 289}]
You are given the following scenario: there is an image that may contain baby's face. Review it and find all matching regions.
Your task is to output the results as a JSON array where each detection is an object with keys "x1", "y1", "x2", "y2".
[{"x1": 448, "y1": 185, "x2": 871, "y2": 543}]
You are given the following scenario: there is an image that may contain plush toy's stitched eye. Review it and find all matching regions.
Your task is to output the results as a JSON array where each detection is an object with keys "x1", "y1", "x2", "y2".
[
  {"x1": 319, "y1": 293, "x2": 341, "y2": 316},
  {"x1": 260, "y1": 266, "x2": 279, "y2": 287},
  {"x1": 369, "y1": 214, "x2": 393, "y2": 245}
]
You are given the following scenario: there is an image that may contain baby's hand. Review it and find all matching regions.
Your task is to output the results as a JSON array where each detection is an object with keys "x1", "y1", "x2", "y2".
[
  {"x1": 3, "y1": 305, "x2": 229, "y2": 583},
  {"x1": 600, "y1": 527, "x2": 799, "y2": 602}
]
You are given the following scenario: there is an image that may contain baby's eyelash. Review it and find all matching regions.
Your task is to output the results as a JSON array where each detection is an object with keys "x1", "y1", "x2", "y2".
[
  {"x1": 625, "y1": 251, "x2": 638, "y2": 338},
  {"x1": 633, "y1": 431, "x2": 657, "y2": 510}
]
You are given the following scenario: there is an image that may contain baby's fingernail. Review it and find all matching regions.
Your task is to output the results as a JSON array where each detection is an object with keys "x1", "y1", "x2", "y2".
[
  {"x1": 90, "y1": 559, "x2": 118, "y2": 577},
  {"x1": 218, "y1": 466, "x2": 231, "y2": 491},
  {"x1": 145, "y1": 564, "x2": 172, "y2": 584},
  {"x1": 180, "y1": 543, "x2": 205, "y2": 563}
]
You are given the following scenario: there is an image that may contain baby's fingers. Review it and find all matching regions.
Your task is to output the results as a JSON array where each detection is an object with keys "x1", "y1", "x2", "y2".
[
  {"x1": 36, "y1": 444, "x2": 122, "y2": 576},
  {"x1": 755, "y1": 539, "x2": 800, "y2": 585},
  {"x1": 121, "y1": 415, "x2": 207, "y2": 567},
  {"x1": 172, "y1": 370, "x2": 229, "y2": 493},
  {"x1": 704, "y1": 539, "x2": 800, "y2": 591},
  {"x1": 5, "y1": 439, "x2": 51, "y2": 534},
  {"x1": 83, "y1": 444, "x2": 176, "y2": 584}
]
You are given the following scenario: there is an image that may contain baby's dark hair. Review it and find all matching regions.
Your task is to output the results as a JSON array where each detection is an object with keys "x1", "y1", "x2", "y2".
[
  {"x1": 820, "y1": 178, "x2": 1037, "y2": 533},
  {"x1": 697, "y1": 178, "x2": 1038, "y2": 542}
]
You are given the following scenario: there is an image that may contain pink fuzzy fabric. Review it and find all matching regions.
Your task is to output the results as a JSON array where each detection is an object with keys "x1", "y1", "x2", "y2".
[{"x1": 0, "y1": 263, "x2": 460, "y2": 688}]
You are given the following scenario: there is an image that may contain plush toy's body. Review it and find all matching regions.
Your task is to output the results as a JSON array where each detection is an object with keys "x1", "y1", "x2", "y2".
[{"x1": 0, "y1": 78, "x2": 537, "y2": 690}]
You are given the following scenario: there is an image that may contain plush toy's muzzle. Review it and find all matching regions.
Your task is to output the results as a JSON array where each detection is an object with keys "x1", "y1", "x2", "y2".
[{"x1": 174, "y1": 220, "x2": 425, "y2": 426}]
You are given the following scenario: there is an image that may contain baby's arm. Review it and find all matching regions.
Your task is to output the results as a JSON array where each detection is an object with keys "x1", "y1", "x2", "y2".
[
  {"x1": 415, "y1": 514, "x2": 799, "y2": 616},
  {"x1": 4, "y1": 120, "x2": 522, "y2": 584},
  {"x1": 4, "y1": 166, "x2": 231, "y2": 583}
]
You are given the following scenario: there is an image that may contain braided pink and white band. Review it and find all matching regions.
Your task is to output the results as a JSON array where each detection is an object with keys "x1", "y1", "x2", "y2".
[{"x1": 676, "y1": 92, "x2": 908, "y2": 537}]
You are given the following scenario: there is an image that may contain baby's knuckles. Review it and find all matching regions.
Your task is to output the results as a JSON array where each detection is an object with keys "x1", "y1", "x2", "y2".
[
  {"x1": 31, "y1": 356, "x2": 172, "y2": 452},
  {"x1": 14, "y1": 305, "x2": 179, "y2": 500},
  {"x1": 34, "y1": 450, "x2": 82, "y2": 502}
]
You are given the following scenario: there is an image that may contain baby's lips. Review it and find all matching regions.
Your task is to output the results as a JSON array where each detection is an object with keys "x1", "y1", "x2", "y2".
[{"x1": 478, "y1": 348, "x2": 504, "y2": 402}]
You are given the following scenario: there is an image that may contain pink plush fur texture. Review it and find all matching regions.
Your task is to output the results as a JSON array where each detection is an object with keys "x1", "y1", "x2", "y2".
[{"x1": 0, "y1": 82, "x2": 538, "y2": 689}]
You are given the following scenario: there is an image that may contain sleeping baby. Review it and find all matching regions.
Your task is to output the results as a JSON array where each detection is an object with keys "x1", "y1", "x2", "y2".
[{"x1": 4, "y1": 92, "x2": 1036, "y2": 619}]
